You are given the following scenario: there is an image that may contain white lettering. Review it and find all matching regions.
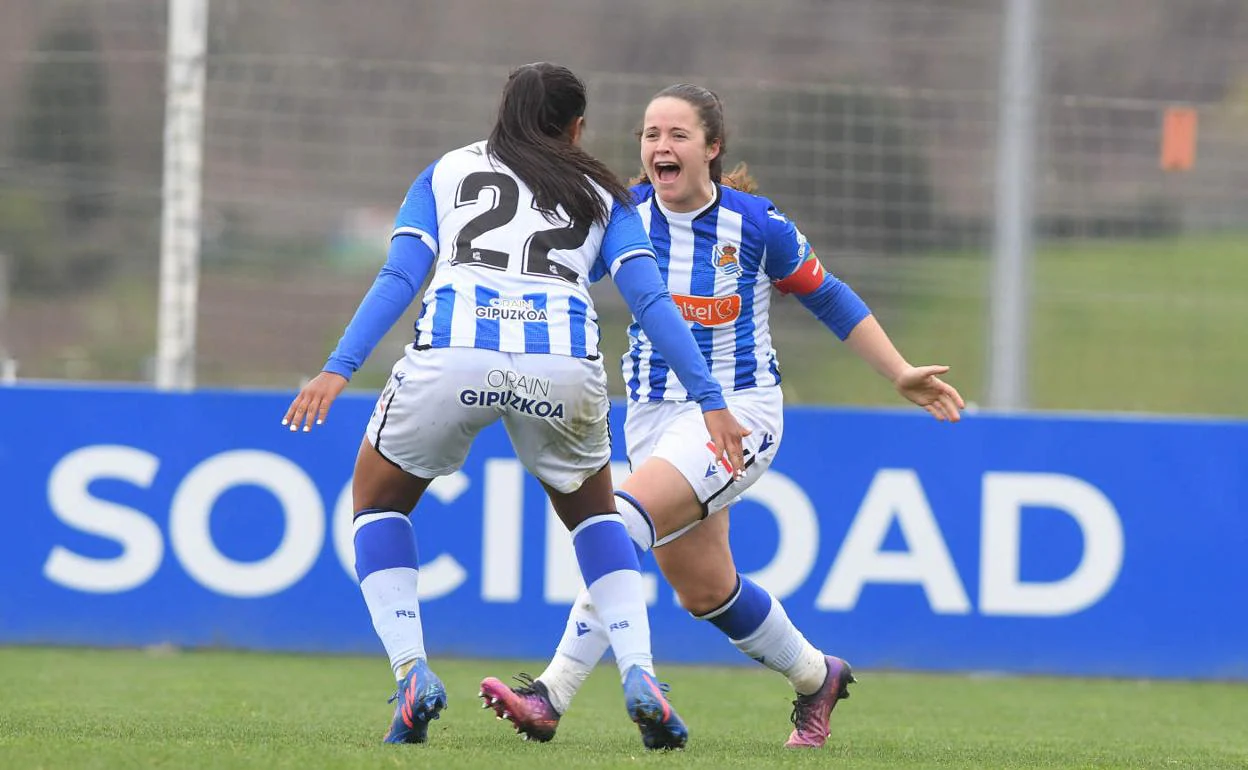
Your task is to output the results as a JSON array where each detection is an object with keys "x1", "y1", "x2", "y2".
[
  {"x1": 332, "y1": 482, "x2": 354, "y2": 577},
  {"x1": 482, "y1": 460, "x2": 524, "y2": 601},
  {"x1": 39, "y1": 440, "x2": 1125, "y2": 623},
  {"x1": 169, "y1": 451, "x2": 323, "y2": 598},
  {"x1": 817, "y1": 469, "x2": 971, "y2": 614},
  {"x1": 416, "y1": 474, "x2": 471, "y2": 599},
  {"x1": 979, "y1": 472, "x2": 1123, "y2": 616},
  {"x1": 44, "y1": 445, "x2": 164, "y2": 593}
]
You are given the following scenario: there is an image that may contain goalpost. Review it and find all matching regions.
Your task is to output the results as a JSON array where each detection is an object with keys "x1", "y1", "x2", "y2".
[
  {"x1": 155, "y1": 0, "x2": 207, "y2": 391},
  {"x1": 114, "y1": 0, "x2": 1244, "y2": 414},
  {"x1": 149, "y1": 0, "x2": 1041, "y2": 403}
]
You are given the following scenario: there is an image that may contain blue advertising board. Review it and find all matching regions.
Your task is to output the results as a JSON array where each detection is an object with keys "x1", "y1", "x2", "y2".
[{"x1": 1, "y1": 385, "x2": 1245, "y2": 679}]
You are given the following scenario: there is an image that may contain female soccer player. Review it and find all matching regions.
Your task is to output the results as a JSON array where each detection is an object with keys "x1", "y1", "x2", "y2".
[
  {"x1": 283, "y1": 66, "x2": 748, "y2": 750},
  {"x1": 480, "y1": 83, "x2": 965, "y2": 749}
]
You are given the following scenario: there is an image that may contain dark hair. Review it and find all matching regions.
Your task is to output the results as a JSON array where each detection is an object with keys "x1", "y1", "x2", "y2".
[
  {"x1": 630, "y1": 83, "x2": 759, "y2": 193},
  {"x1": 487, "y1": 62, "x2": 631, "y2": 226}
]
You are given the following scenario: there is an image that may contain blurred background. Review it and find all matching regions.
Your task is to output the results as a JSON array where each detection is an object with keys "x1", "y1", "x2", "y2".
[{"x1": 2, "y1": 0, "x2": 1246, "y2": 415}]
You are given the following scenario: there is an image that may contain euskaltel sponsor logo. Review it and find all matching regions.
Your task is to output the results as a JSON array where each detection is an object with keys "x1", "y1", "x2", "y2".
[{"x1": 671, "y1": 293, "x2": 742, "y2": 327}]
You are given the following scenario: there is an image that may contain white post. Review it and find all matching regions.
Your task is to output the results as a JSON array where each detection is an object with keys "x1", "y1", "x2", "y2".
[
  {"x1": 986, "y1": 0, "x2": 1040, "y2": 410},
  {"x1": 0, "y1": 249, "x2": 14, "y2": 384},
  {"x1": 156, "y1": 0, "x2": 208, "y2": 390}
]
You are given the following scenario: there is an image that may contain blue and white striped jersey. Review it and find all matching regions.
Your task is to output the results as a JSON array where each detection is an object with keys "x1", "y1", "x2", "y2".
[
  {"x1": 396, "y1": 141, "x2": 654, "y2": 358},
  {"x1": 624, "y1": 183, "x2": 817, "y2": 402}
]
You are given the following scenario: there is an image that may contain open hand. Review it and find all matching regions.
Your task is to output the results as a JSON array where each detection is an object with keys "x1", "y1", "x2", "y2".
[
  {"x1": 894, "y1": 365, "x2": 965, "y2": 422},
  {"x1": 282, "y1": 371, "x2": 349, "y2": 432},
  {"x1": 702, "y1": 408, "x2": 752, "y2": 479}
]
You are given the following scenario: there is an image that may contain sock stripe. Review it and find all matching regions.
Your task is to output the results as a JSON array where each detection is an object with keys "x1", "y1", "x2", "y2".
[
  {"x1": 694, "y1": 575, "x2": 743, "y2": 622},
  {"x1": 699, "y1": 574, "x2": 774, "y2": 641},
  {"x1": 569, "y1": 512, "x2": 624, "y2": 539},
  {"x1": 353, "y1": 510, "x2": 408, "y2": 530},
  {"x1": 614, "y1": 490, "x2": 656, "y2": 548},
  {"x1": 571, "y1": 514, "x2": 639, "y2": 587},
  {"x1": 353, "y1": 513, "x2": 418, "y2": 580}
]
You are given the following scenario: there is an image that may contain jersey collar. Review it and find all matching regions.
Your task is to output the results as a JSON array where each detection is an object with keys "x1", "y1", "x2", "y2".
[{"x1": 653, "y1": 183, "x2": 721, "y2": 223}]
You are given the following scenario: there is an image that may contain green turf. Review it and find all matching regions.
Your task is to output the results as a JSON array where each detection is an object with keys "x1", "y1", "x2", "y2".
[
  {"x1": 0, "y1": 648, "x2": 1245, "y2": 769},
  {"x1": 760, "y1": 233, "x2": 1248, "y2": 415},
  {"x1": 10, "y1": 233, "x2": 1248, "y2": 416}
]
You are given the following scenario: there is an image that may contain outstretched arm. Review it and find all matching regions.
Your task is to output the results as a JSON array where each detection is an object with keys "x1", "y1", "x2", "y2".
[
  {"x1": 843, "y1": 314, "x2": 965, "y2": 423},
  {"x1": 322, "y1": 234, "x2": 434, "y2": 379},
  {"x1": 282, "y1": 233, "x2": 435, "y2": 431},
  {"x1": 774, "y1": 251, "x2": 964, "y2": 422}
]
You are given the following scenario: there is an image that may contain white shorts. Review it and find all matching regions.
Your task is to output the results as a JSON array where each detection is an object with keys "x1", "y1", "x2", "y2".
[
  {"x1": 366, "y1": 345, "x2": 612, "y2": 494},
  {"x1": 623, "y1": 385, "x2": 784, "y2": 523}
]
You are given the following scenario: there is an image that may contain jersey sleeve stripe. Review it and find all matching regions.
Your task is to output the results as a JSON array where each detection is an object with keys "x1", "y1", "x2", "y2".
[
  {"x1": 391, "y1": 226, "x2": 438, "y2": 253},
  {"x1": 610, "y1": 248, "x2": 657, "y2": 274}
]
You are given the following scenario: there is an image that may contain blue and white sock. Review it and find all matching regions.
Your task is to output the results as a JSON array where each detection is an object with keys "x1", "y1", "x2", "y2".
[
  {"x1": 570, "y1": 512, "x2": 652, "y2": 679},
  {"x1": 697, "y1": 574, "x2": 828, "y2": 695},
  {"x1": 541, "y1": 494, "x2": 656, "y2": 708},
  {"x1": 353, "y1": 509, "x2": 426, "y2": 680},
  {"x1": 539, "y1": 587, "x2": 603, "y2": 715}
]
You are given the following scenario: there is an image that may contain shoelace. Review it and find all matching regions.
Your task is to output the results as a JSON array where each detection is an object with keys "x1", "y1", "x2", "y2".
[
  {"x1": 643, "y1": 676, "x2": 676, "y2": 704},
  {"x1": 510, "y1": 672, "x2": 543, "y2": 697},
  {"x1": 789, "y1": 692, "x2": 818, "y2": 729},
  {"x1": 388, "y1": 672, "x2": 414, "y2": 704}
]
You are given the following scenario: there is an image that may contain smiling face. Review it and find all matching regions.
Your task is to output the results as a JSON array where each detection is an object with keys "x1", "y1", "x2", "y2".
[{"x1": 639, "y1": 96, "x2": 721, "y2": 213}]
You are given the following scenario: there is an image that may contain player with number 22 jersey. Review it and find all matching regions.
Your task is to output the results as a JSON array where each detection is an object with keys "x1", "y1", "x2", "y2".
[
  {"x1": 402, "y1": 141, "x2": 643, "y2": 358},
  {"x1": 283, "y1": 64, "x2": 748, "y2": 751}
]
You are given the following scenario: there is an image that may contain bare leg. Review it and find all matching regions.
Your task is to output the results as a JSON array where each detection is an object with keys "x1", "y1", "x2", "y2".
[
  {"x1": 352, "y1": 438, "x2": 432, "y2": 513},
  {"x1": 652, "y1": 508, "x2": 738, "y2": 614}
]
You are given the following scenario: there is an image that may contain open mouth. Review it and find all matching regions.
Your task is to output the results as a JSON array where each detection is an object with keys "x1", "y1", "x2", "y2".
[{"x1": 654, "y1": 162, "x2": 680, "y2": 183}]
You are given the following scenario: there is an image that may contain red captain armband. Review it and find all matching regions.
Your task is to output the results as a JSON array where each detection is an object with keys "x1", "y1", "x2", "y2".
[{"x1": 773, "y1": 255, "x2": 828, "y2": 295}]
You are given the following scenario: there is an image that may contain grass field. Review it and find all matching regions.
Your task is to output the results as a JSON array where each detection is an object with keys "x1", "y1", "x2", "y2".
[
  {"x1": 8, "y1": 233, "x2": 1248, "y2": 416},
  {"x1": 758, "y1": 233, "x2": 1248, "y2": 415},
  {"x1": 1, "y1": 648, "x2": 1245, "y2": 769}
]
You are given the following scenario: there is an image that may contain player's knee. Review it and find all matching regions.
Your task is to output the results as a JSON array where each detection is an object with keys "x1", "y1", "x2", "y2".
[{"x1": 675, "y1": 579, "x2": 738, "y2": 617}]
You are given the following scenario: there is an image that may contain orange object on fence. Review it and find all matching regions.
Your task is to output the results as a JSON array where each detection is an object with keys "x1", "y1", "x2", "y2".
[{"x1": 1160, "y1": 106, "x2": 1198, "y2": 171}]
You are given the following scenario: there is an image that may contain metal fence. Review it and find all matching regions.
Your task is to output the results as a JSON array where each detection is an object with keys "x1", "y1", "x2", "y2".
[{"x1": 2, "y1": 0, "x2": 1246, "y2": 415}]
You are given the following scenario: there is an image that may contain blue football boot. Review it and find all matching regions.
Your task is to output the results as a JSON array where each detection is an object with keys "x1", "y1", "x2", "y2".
[
  {"x1": 622, "y1": 665, "x2": 687, "y2": 750},
  {"x1": 383, "y1": 659, "x2": 448, "y2": 744}
]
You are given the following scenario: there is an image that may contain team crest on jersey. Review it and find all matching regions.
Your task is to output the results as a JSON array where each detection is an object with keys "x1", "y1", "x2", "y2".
[{"x1": 713, "y1": 243, "x2": 742, "y2": 277}]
